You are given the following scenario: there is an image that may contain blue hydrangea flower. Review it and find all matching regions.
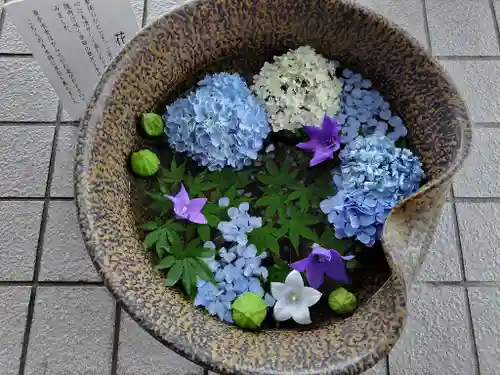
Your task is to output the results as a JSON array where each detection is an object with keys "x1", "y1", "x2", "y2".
[
  {"x1": 320, "y1": 135, "x2": 424, "y2": 246},
  {"x1": 195, "y1": 203, "x2": 273, "y2": 323},
  {"x1": 217, "y1": 203, "x2": 263, "y2": 245},
  {"x1": 333, "y1": 69, "x2": 408, "y2": 144},
  {"x1": 218, "y1": 197, "x2": 230, "y2": 207},
  {"x1": 164, "y1": 73, "x2": 270, "y2": 171},
  {"x1": 335, "y1": 135, "x2": 424, "y2": 202}
]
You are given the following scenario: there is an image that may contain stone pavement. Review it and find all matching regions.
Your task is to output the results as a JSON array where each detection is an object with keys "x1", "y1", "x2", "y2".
[{"x1": 0, "y1": 0, "x2": 499, "y2": 374}]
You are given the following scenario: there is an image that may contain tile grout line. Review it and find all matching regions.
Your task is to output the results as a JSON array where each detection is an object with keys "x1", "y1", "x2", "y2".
[
  {"x1": 451, "y1": 185, "x2": 482, "y2": 375},
  {"x1": 0, "y1": 196, "x2": 74, "y2": 201},
  {"x1": 17, "y1": 101, "x2": 62, "y2": 375},
  {"x1": 488, "y1": 0, "x2": 500, "y2": 53},
  {"x1": 0, "y1": 122, "x2": 77, "y2": 126},
  {"x1": 453, "y1": 196, "x2": 500, "y2": 203},
  {"x1": 0, "y1": 3, "x2": 6, "y2": 41},
  {"x1": 421, "y1": 0, "x2": 433, "y2": 55},
  {"x1": 110, "y1": 303, "x2": 122, "y2": 375},
  {"x1": 437, "y1": 55, "x2": 500, "y2": 60},
  {"x1": 0, "y1": 53, "x2": 32, "y2": 58},
  {"x1": 142, "y1": 0, "x2": 148, "y2": 27},
  {"x1": 0, "y1": 280, "x2": 104, "y2": 286},
  {"x1": 385, "y1": 355, "x2": 390, "y2": 375}
]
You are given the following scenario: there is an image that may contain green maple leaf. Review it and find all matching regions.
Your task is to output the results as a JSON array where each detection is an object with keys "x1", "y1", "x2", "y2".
[
  {"x1": 247, "y1": 226, "x2": 280, "y2": 255},
  {"x1": 256, "y1": 194, "x2": 287, "y2": 219},
  {"x1": 158, "y1": 159, "x2": 186, "y2": 185},
  {"x1": 206, "y1": 168, "x2": 251, "y2": 192},
  {"x1": 268, "y1": 258, "x2": 291, "y2": 283},
  {"x1": 258, "y1": 160, "x2": 297, "y2": 192},
  {"x1": 184, "y1": 172, "x2": 219, "y2": 197},
  {"x1": 282, "y1": 208, "x2": 321, "y2": 252}
]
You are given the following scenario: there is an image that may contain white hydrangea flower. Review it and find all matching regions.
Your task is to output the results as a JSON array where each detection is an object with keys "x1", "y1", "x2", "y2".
[{"x1": 251, "y1": 46, "x2": 342, "y2": 132}]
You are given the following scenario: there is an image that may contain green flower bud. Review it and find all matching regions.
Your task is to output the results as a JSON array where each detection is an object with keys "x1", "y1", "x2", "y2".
[
  {"x1": 328, "y1": 287, "x2": 357, "y2": 315},
  {"x1": 130, "y1": 149, "x2": 160, "y2": 177},
  {"x1": 232, "y1": 292, "x2": 267, "y2": 329},
  {"x1": 140, "y1": 113, "x2": 164, "y2": 137}
]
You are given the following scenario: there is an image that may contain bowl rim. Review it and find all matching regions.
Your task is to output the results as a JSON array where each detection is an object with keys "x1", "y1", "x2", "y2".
[{"x1": 75, "y1": 0, "x2": 471, "y2": 374}]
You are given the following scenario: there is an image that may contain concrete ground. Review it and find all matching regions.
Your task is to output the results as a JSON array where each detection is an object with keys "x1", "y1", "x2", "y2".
[{"x1": 0, "y1": 0, "x2": 499, "y2": 374}]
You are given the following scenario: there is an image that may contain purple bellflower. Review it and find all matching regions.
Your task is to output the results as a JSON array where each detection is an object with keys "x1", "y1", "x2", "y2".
[
  {"x1": 166, "y1": 183, "x2": 207, "y2": 224},
  {"x1": 290, "y1": 247, "x2": 354, "y2": 289},
  {"x1": 296, "y1": 115, "x2": 341, "y2": 167}
]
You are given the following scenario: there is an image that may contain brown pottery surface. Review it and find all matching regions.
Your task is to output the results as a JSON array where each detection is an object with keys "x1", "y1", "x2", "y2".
[{"x1": 75, "y1": 0, "x2": 472, "y2": 374}]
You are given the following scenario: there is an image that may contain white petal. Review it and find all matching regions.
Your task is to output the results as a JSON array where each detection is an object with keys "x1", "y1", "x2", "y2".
[
  {"x1": 271, "y1": 282, "x2": 291, "y2": 301},
  {"x1": 273, "y1": 298, "x2": 293, "y2": 322},
  {"x1": 292, "y1": 303, "x2": 312, "y2": 324},
  {"x1": 285, "y1": 270, "x2": 305, "y2": 291},
  {"x1": 302, "y1": 287, "x2": 322, "y2": 307}
]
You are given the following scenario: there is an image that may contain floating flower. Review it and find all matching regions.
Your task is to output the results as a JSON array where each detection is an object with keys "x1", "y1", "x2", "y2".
[
  {"x1": 333, "y1": 68, "x2": 408, "y2": 144},
  {"x1": 320, "y1": 135, "x2": 424, "y2": 246},
  {"x1": 289, "y1": 247, "x2": 354, "y2": 289},
  {"x1": 195, "y1": 207, "x2": 272, "y2": 323},
  {"x1": 335, "y1": 135, "x2": 424, "y2": 203},
  {"x1": 217, "y1": 203, "x2": 263, "y2": 246},
  {"x1": 320, "y1": 190, "x2": 379, "y2": 246},
  {"x1": 166, "y1": 184, "x2": 207, "y2": 224},
  {"x1": 251, "y1": 46, "x2": 342, "y2": 132},
  {"x1": 164, "y1": 73, "x2": 269, "y2": 171},
  {"x1": 218, "y1": 197, "x2": 230, "y2": 207},
  {"x1": 271, "y1": 270, "x2": 322, "y2": 324},
  {"x1": 296, "y1": 115, "x2": 341, "y2": 167}
]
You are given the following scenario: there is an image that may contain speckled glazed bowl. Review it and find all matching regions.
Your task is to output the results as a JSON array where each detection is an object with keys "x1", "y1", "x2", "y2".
[{"x1": 75, "y1": 0, "x2": 471, "y2": 374}]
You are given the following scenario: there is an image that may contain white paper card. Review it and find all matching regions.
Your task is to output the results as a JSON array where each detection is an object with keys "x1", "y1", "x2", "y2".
[{"x1": 4, "y1": 0, "x2": 140, "y2": 119}]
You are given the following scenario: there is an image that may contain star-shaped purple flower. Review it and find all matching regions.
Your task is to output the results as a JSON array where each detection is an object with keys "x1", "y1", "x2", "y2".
[
  {"x1": 296, "y1": 115, "x2": 341, "y2": 167},
  {"x1": 166, "y1": 184, "x2": 207, "y2": 224},
  {"x1": 289, "y1": 247, "x2": 354, "y2": 289}
]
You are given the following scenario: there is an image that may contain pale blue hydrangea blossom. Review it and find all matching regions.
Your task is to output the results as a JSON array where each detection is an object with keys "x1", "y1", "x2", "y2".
[
  {"x1": 194, "y1": 202, "x2": 274, "y2": 323},
  {"x1": 333, "y1": 69, "x2": 408, "y2": 144},
  {"x1": 217, "y1": 202, "x2": 263, "y2": 246},
  {"x1": 164, "y1": 73, "x2": 270, "y2": 171},
  {"x1": 218, "y1": 197, "x2": 230, "y2": 207},
  {"x1": 320, "y1": 135, "x2": 424, "y2": 246}
]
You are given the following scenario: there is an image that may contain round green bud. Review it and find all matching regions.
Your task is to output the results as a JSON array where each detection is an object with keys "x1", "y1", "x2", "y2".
[
  {"x1": 232, "y1": 292, "x2": 267, "y2": 329},
  {"x1": 328, "y1": 287, "x2": 357, "y2": 315},
  {"x1": 140, "y1": 113, "x2": 164, "y2": 137},
  {"x1": 130, "y1": 149, "x2": 160, "y2": 177}
]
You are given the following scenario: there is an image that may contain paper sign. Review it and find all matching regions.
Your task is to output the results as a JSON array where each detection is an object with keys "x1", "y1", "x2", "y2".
[{"x1": 4, "y1": 0, "x2": 140, "y2": 119}]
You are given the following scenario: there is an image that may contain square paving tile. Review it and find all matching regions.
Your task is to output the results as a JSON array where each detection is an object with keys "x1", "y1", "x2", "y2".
[
  {"x1": 468, "y1": 287, "x2": 500, "y2": 375},
  {"x1": 118, "y1": 313, "x2": 204, "y2": 375},
  {"x1": 0, "y1": 201, "x2": 43, "y2": 281},
  {"x1": 454, "y1": 127, "x2": 500, "y2": 197},
  {"x1": 426, "y1": 0, "x2": 498, "y2": 56},
  {"x1": 356, "y1": 0, "x2": 428, "y2": 49},
  {"x1": 24, "y1": 287, "x2": 114, "y2": 375},
  {"x1": 389, "y1": 285, "x2": 476, "y2": 375},
  {"x1": 39, "y1": 201, "x2": 99, "y2": 281},
  {"x1": 0, "y1": 3, "x2": 31, "y2": 54},
  {"x1": 51, "y1": 127, "x2": 78, "y2": 197},
  {"x1": 0, "y1": 125, "x2": 54, "y2": 197},
  {"x1": 440, "y1": 60, "x2": 500, "y2": 123},
  {"x1": 146, "y1": 0, "x2": 189, "y2": 23},
  {"x1": 455, "y1": 202, "x2": 500, "y2": 281},
  {"x1": 0, "y1": 57, "x2": 59, "y2": 122},
  {"x1": 131, "y1": 0, "x2": 146, "y2": 26},
  {"x1": 418, "y1": 203, "x2": 462, "y2": 281},
  {"x1": 0, "y1": 286, "x2": 31, "y2": 375}
]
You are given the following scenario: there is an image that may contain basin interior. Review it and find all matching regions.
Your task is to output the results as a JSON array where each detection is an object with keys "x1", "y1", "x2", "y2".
[{"x1": 130, "y1": 49, "x2": 399, "y2": 330}]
